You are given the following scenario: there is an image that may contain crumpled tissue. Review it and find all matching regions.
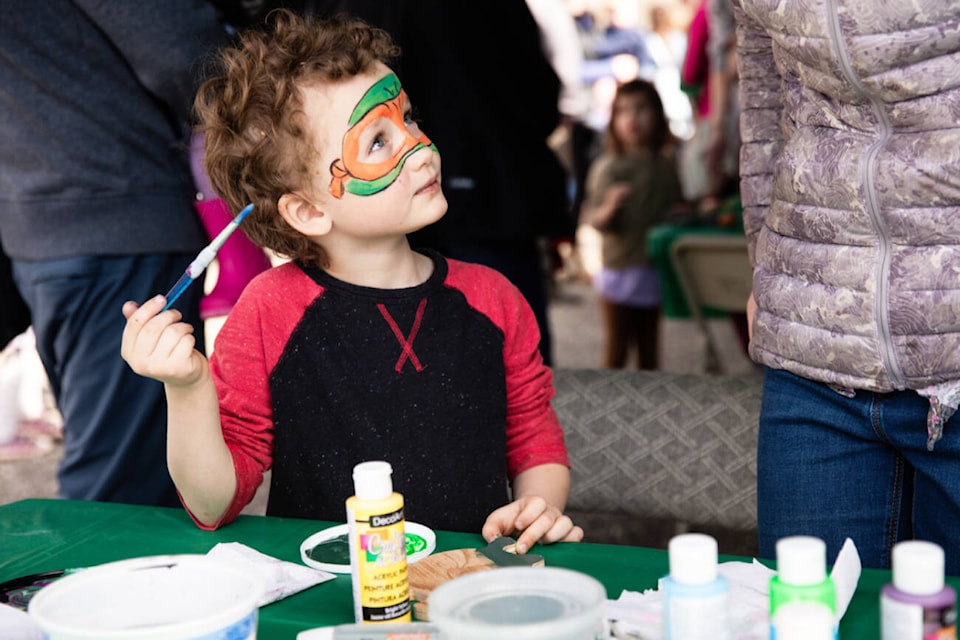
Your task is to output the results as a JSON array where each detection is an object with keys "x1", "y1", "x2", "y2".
[
  {"x1": 207, "y1": 541, "x2": 336, "y2": 606},
  {"x1": 606, "y1": 538, "x2": 861, "y2": 640}
]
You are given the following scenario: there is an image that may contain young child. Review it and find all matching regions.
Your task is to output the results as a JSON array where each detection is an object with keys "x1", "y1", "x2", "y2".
[
  {"x1": 580, "y1": 79, "x2": 683, "y2": 369},
  {"x1": 120, "y1": 10, "x2": 582, "y2": 553}
]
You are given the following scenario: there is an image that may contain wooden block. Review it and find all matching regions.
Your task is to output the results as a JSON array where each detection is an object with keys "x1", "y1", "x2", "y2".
[{"x1": 407, "y1": 539, "x2": 544, "y2": 620}]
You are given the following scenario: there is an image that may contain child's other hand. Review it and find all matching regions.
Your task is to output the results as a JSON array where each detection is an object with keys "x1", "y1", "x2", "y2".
[
  {"x1": 121, "y1": 295, "x2": 207, "y2": 387},
  {"x1": 606, "y1": 182, "x2": 633, "y2": 208},
  {"x1": 481, "y1": 496, "x2": 584, "y2": 554}
]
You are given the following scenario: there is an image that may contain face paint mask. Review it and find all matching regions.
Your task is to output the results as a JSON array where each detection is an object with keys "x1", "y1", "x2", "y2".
[{"x1": 329, "y1": 73, "x2": 436, "y2": 199}]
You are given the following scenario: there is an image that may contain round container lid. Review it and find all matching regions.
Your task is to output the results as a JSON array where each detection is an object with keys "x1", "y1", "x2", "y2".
[
  {"x1": 892, "y1": 540, "x2": 945, "y2": 595},
  {"x1": 428, "y1": 567, "x2": 606, "y2": 640},
  {"x1": 27, "y1": 555, "x2": 264, "y2": 639},
  {"x1": 669, "y1": 533, "x2": 719, "y2": 585},
  {"x1": 776, "y1": 536, "x2": 827, "y2": 586},
  {"x1": 352, "y1": 460, "x2": 393, "y2": 500}
]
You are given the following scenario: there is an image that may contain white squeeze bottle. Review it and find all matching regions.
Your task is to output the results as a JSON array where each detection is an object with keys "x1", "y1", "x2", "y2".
[
  {"x1": 769, "y1": 536, "x2": 838, "y2": 640},
  {"x1": 661, "y1": 532, "x2": 730, "y2": 640},
  {"x1": 881, "y1": 540, "x2": 957, "y2": 640},
  {"x1": 346, "y1": 461, "x2": 411, "y2": 624}
]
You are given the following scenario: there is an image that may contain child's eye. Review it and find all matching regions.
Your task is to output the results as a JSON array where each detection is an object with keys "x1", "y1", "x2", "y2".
[{"x1": 369, "y1": 133, "x2": 385, "y2": 154}]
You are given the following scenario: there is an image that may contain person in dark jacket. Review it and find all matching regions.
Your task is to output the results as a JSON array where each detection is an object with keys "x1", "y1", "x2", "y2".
[{"x1": 0, "y1": 1, "x2": 226, "y2": 506}]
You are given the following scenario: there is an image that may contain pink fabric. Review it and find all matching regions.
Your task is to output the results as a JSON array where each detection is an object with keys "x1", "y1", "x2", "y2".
[{"x1": 681, "y1": 1, "x2": 711, "y2": 118}]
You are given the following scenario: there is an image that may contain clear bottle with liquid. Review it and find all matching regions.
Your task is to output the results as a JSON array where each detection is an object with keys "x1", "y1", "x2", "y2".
[
  {"x1": 661, "y1": 532, "x2": 730, "y2": 640},
  {"x1": 346, "y1": 461, "x2": 411, "y2": 624}
]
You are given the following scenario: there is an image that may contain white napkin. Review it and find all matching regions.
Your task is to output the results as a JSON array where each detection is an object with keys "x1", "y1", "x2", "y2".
[
  {"x1": 606, "y1": 538, "x2": 862, "y2": 640},
  {"x1": 207, "y1": 541, "x2": 336, "y2": 606}
]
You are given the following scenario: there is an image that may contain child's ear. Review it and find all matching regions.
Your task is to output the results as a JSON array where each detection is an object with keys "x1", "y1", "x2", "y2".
[{"x1": 278, "y1": 193, "x2": 332, "y2": 237}]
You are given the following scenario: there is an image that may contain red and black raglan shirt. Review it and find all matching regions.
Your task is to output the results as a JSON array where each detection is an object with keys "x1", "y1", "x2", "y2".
[{"x1": 199, "y1": 250, "x2": 569, "y2": 533}]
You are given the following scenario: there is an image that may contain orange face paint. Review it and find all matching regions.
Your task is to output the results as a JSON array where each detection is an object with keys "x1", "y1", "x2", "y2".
[{"x1": 329, "y1": 73, "x2": 436, "y2": 198}]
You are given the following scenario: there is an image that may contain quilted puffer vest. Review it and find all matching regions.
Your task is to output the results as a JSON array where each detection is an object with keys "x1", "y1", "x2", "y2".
[{"x1": 735, "y1": 0, "x2": 960, "y2": 392}]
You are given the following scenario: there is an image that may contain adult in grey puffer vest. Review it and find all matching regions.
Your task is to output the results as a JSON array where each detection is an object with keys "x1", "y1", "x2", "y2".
[
  {"x1": 735, "y1": 0, "x2": 960, "y2": 574},
  {"x1": 0, "y1": 1, "x2": 226, "y2": 506}
]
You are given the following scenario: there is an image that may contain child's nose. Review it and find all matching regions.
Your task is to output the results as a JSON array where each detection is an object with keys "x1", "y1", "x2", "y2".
[{"x1": 407, "y1": 144, "x2": 435, "y2": 170}]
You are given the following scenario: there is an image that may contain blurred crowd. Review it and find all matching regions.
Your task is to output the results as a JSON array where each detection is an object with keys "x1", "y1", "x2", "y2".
[{"x1": 544, "y1": 0, "x2": 741, "y2": 272}]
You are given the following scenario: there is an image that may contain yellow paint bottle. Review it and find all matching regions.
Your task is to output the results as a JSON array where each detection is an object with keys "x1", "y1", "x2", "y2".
[{"x1": 346, "y1": 461, "x2": 411, "y2": 624}]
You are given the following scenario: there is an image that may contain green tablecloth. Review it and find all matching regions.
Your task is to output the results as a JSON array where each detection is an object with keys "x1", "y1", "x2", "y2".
[{"x1": 1, "y1": 499, "x2": 952, "y2": 639}]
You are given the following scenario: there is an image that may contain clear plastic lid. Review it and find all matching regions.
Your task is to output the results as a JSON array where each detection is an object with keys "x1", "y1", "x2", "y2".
[
  {"x1": 352, "y1": 461, "x2": 393, "y2": 500},
  {"x1": 428, "y1": 567, "x2": 606, "y2": 640},
  {"x1": 668, "y1": 533, "x2": 719, "y2": 585},
  {"x1": 892, "y1": 540, "x2": 945, "y2": 595},
  {"x1": 776, "y1": 536, "x2": 827, "y2": 586}
]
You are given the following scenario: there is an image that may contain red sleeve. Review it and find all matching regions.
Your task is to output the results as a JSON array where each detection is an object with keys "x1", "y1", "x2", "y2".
[
  {"x1": 190, "y1": 263, "x2": 322, "y2": 529},
  {"x1": 445, "y1": 260, "x2": 570, "y2": 479}
]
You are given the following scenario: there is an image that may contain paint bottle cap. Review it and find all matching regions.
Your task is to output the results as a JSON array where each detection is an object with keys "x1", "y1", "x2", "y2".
[
  {"x1": 771, "y1": 601, "x2": 834, "y2": 640},
  {"x1": 892, "y1": 540, "x2": 945, "y2": 595},
  {"x1": 776, "y1": 536, "x2": 827, "y2": 586},
  {"x1": 352, "y1": 461, "x2": 393, "y2": 500},
  {"x1": 668, "y1": 533, "x2": 719, "y2": 585}
]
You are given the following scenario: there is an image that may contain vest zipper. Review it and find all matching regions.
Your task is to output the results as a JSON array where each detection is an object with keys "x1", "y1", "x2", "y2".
[{"x1": 824, "y1": 0, "x2": 904, "y2": 389}]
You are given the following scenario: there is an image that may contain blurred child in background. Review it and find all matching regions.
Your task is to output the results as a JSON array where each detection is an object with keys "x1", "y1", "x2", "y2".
[{"x1": 581, "y1": 79, "x2": 682, "y2": 369}]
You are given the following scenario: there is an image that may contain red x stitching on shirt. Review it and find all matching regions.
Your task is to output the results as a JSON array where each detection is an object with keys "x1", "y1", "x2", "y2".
[{"x1": 377, "y1": 299, "x2": 427, "y2": 373}]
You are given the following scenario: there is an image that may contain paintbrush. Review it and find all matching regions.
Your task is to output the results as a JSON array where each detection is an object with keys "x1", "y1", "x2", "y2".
[{"x1": 162, "y1": 203, "x2": 254, "y2": 311}]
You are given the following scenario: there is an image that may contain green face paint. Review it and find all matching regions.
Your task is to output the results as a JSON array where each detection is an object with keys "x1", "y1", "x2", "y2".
[
  {"x1": 306, "y1": 533, "x2": 352, "y2": 565},
  {"x1": 307, "y1": 531, "x2": 428, "y2": 565},
  {"x1": 405, "y1": 533, "x2": 428, "y2": 556},
  {"x1": 328, "y1": 72, "x2": 436, "y2": 199}
]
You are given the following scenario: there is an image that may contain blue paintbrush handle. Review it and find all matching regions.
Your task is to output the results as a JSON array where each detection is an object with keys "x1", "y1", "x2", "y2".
[
  {"x1": 161, "y1": 271, "x2": 196, "y2": 312},
  {"x1": 160, "y1": 203, "x2": 254, "y2": 311}
]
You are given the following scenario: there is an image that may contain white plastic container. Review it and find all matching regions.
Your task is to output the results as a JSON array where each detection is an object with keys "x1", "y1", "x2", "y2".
[
  {"x1": 27, "y1": 554, "x2": 265, "y2": 640},
  {"x1": 427, "y1": 566, "x2": 606, "y2": 640}
]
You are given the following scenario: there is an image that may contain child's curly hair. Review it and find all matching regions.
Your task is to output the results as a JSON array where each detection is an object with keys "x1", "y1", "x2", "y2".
[{"x1": 195, "y1": 9, "x2": 400, "y2": 268}]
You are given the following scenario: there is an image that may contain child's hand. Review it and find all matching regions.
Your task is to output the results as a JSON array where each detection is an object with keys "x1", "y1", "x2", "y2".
[
  {"x1": 481, "y1": 496, "x2": 584, "y2": 554},
  {"x1": 121, "y1": 295, "x2": 207, "y2": 387},
  {"x1": 604, "y1": 182, "x2": 633, "y2": 209},
  {"x1": 590, "y1": 182, "x2": 632, "y2": 230}
]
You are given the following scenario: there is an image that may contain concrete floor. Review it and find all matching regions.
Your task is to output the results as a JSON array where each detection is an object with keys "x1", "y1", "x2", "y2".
[{"x1": 0, "y1": 271, "x2": 758, "y2": 552}]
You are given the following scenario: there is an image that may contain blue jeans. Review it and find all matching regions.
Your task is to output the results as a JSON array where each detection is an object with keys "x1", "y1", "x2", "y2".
[
  {"x1": 758, "y1": 367, "x2": 960, "y2": 575},
  {"x1": 13, "y1": 254, "x2": 204, "y2": 507}
]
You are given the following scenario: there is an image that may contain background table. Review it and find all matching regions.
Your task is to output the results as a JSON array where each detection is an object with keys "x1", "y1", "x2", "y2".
[
  {"x1": 2, "y1": 499, "x2": 954, "y2": 639},
  {"x1": 648, "y1": 221, "x2": 746, "y2": 319}
]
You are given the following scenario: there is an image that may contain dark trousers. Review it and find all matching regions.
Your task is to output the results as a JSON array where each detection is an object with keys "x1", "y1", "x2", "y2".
[
  {"x1": 599, "y1": 299, "x2": 660, "y2": 370},
  {"x1": 13, "y1": 253, "x2": 204, "y2": 507},
  {"x1": 0, "y1": 248, "x2": 30, "y2": 348}
]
